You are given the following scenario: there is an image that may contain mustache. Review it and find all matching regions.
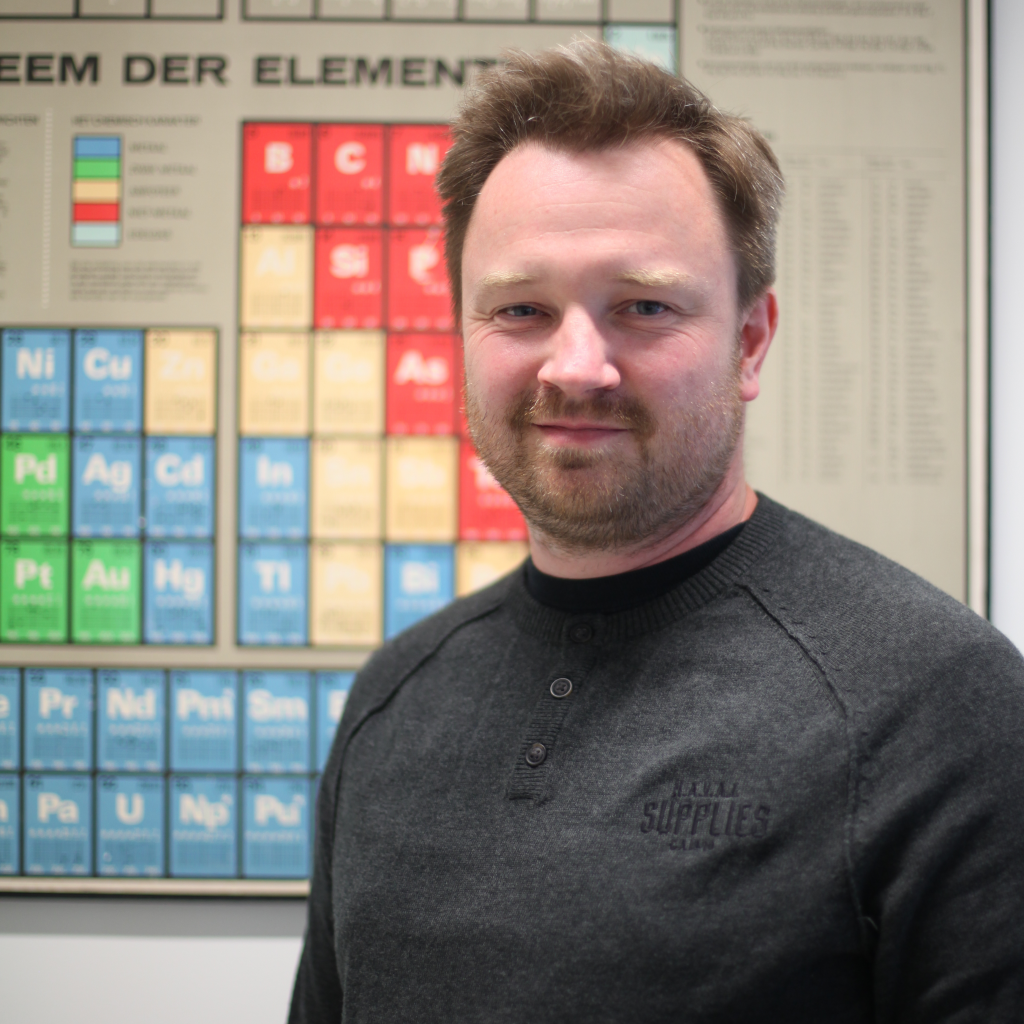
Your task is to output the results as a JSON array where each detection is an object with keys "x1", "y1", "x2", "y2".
[{"x1": 507, "y1": 388, "x2": 658, "y2": 439}]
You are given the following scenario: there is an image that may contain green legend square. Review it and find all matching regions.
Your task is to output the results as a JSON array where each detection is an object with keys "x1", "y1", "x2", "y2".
[
  {"x1": 0, "y1": 538, "x2": 69, "y2": 642},
  {"x1": 1, "y1": 434, "x2": 70, "y2": 537},
  {"x1": 71, "y1": 539, "x2": 141, "y2": 644}
]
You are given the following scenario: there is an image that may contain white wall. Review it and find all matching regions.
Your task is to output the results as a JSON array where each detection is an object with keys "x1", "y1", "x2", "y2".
[
  {"x1": 990, "y1": 0, "x2": 1024, "y2": 646},
  {"x1": 0, "y1": 897, "x2": 305, "y2": 1024}
]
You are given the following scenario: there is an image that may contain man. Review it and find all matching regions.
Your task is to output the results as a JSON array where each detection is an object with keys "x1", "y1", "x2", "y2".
[{"x1": 290, "y1": 41, "x2": 1024, "y2": 1022}]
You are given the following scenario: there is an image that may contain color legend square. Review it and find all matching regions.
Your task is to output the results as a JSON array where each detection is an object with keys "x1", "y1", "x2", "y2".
[{"x1": 71, "y1": 136, "x2": 122, "y2": 248}]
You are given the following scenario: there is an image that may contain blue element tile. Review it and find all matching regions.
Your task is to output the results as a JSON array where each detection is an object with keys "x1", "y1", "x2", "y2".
[
  {"x1": 238, "y1": 437, "x2": 309, "y2": 540},
  {"x1": 243, "y1": 671, "x2": 311, "y2": 773},
  {"x1": 384, "y1": 544, "x2": 454, "y2": 639},
  {"x1": 315, "y1": 671, "x2": 353, "y2": 772},
  {"x1": 169, "y1": 670, "x2": 238, "y2": 772},
  {"x1": 23, "y1": 772, "x2": 92, "y2": 876},
  {"x1": 170, "y1": 774, "x2": 238, "y2": 878},
  {"x1": 242, "y1": 775, "x2": 310, "y2": 879},
  {"x1": 24, "y1": 668, "x2": 93, "y2": 771},
  {"x1": 97, "y1": 669, "x2": 165, "y2": 771},
  {"x1": 143, "y1": 541, "x2": 214, "y2": 644},
  {"x1": 1, "y1": 328, "x2": 71, "y2": 432},
  {"x1": 238, "y1": 542, "x2": 308, "y2": 646},
  {"x1": 144, "y1": 437, "x2": 214, "y2": 539},
  {"x1": 96, "y1": 774, "x2": 165, "y2": 877}
]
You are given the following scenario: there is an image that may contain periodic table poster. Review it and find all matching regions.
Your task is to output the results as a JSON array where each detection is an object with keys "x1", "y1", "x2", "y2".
[{"x1": 0, "y1": 2, "x2": 971, "y2": 889}]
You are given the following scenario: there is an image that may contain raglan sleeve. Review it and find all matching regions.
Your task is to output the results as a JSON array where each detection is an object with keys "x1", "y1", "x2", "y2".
[
  {"x1": 856, "y1": 631, "x2": 1024, "y2": 1020},
  {"x1": 288, "y1": 738, "x2": 344, "y2": 1022}
]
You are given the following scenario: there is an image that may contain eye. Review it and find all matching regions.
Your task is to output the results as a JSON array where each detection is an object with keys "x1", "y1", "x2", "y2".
[
  {"x1": 627, "y1": 300, "x2": 669, "y2": 316},
  {"x1": 501, "y1": 304, "x2": 542, "y2": 318}
]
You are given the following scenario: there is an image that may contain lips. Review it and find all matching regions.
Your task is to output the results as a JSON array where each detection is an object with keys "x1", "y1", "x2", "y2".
[
  {"x1": 532, "y1": 420, "x2": 628, "y2": 431},
  {"x1": 533, "y1": 422, "x2": 629, "y2": 445}
]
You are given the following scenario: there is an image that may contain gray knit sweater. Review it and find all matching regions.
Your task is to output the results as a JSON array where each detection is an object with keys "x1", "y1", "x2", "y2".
[{"x1": 290, "y1": 496, "x2": 1024, "y2": 1022}]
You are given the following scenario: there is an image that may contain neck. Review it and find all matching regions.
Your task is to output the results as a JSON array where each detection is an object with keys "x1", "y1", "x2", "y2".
[{"x1": 527, "y1": 456, "x2": 756, "y2": 580}]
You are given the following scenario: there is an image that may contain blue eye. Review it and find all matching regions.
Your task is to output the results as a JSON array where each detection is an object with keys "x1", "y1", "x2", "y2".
[
  {"x1": 503, "y1": 304, "x2": 540, "y2": 318},
  {"x1": 631, "y1": 300, "x2": 668, "y2": 316}
]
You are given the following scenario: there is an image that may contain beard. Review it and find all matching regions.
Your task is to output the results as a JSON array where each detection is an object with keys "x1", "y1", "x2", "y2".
[{"x1": 465, "y1": 363, "x2": 744, "y2": 554}]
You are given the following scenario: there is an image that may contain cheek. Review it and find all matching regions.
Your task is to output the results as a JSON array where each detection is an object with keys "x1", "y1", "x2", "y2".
[
  {"x1": 622, "y1": 348, "x2": 729, "y2": 415},
  {"x1": 465, "y1": 331, "x2": 540, "y2": 402}
]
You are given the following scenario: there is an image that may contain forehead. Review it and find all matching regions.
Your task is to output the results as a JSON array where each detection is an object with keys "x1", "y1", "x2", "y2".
[{"x1": 465, "y1": 138, "x2": 731, "y2": 278}]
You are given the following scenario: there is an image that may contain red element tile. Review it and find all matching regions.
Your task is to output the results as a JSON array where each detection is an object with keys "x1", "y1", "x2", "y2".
[
  {"x1": 314, "y1": 227, "x2": 385, "y2": 330},
  {"x1": 315, "y1": 123, "x2": 385, "y2": 227},
  {"x1": 387, "y1": 124, "x2": 451, "y2": 227},
  {"x1": 459, "y1": 440, "x2": 527, "y2": 541},
  {"x1": 242, "y1": 123, "x2": 312, "y2": 224},
  {"x1": 386, "y1": 333, "x2": 456, "y2": 435},
  {"x1": 73, "y1": 203, "x2": 119, "y2": 222},
  {"x1": 387, "y1": 228, "x2": 453, "y2": 331}
]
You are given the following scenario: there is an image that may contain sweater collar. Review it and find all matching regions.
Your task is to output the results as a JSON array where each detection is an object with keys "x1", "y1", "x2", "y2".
[{"x1": 504, "y1": 493, "x2": 783, "y2": 644}]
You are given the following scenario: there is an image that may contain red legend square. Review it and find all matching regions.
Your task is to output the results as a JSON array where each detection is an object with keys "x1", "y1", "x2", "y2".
[
  {"x1": 388, "y1": 124, "x2": 451, "y2": 227},
  {"x1": 459, "y1": 440, "x2": 527, "y2": 541},
  {"x1": 387, "y1": 228, "x2": 453, "y2": 331},
  {"x1": 315, "y1": 228, "x2": 385, "y2": 329},
  {"x1": 386, "y1": 334, "x2": 456, "y2": 435},
  {"x1": 315, "y1": 123, "x2": 385, "y2": 226},
  {"x1": 242, "y1": 123, "x2": 312, "y2": 224},
  {"x1": 74, "y1": 203, "x2": 119, "y2": 222}
]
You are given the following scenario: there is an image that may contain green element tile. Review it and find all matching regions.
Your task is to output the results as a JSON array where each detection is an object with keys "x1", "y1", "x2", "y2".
[
  {"x1": 1, "y1": 434, "x2": 70, "y2": 538},
  {"x1": 0, "y1": 539, "x2": 69, "y2": 643},
  {"x1": 73, "y1": 158, "x2": 121, "y2": 180},
  {"x1": 71, "y1": 539, "x2": 141, "y2": 644}
]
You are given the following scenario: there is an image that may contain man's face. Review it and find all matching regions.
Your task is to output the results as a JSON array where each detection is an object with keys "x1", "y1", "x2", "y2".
[{"x1": 461, "y1": 138, "x2": 767, "y2": 553}]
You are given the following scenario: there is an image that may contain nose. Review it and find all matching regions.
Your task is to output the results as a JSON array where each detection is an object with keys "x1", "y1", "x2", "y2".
[{"x1": 537, "y1": 306, "x2": 621, "y2": 397}]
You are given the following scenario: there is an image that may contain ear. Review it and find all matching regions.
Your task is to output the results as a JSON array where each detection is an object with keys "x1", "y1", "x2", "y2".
[{"x1": 737, "y1": 288, "x2": 778, "y2": 403}]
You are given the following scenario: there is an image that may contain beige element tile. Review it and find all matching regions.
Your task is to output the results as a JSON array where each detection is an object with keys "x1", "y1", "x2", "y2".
[
  {"x1": 310, "y1": 540, "x2": 383, "y2": 646},
  {"x1": 312, "y1": 330, "x2": 385, "y2": 435},
  {"x1": 238, "y1": 332, "x2": 310, "y2": 436},
  {"x1": 239, "y1": 225, "x2": 314, "y2": 330},
  {"x1": 144, "y1": 329, "x2": 217, "y2": 434},
  {"x1": 311, "y1": 436, "x2": 383, "y2": 539},
  {"x1": 385, "y1": 435, "x2": 458, "y2": 542}
]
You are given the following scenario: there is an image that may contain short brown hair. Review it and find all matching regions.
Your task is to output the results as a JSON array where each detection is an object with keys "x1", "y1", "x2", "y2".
[{"x1": 437, "y1": 39, "x2": 784, "y2": 319}]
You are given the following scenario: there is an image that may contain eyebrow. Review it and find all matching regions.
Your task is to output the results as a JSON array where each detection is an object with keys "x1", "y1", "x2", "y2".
[
  {"x1": 478, "y1": 270, "x2": 538, "y2": 288},
  {"x1": 476, "y1": 268, "x2": 692, "y2": 289},
  {"x1": 615, "y1": 269, "x2": 691, "y2": 288}
]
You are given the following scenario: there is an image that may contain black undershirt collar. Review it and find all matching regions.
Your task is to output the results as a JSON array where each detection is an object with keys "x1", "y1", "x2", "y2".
[{"x1": 524, "y1": 522, "x2": 747, "y2": 615}]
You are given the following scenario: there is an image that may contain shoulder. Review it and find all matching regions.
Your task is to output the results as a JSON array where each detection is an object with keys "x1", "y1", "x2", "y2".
[{"x1": 745, "y1": 495, "x2": 1024, "y2": 712}]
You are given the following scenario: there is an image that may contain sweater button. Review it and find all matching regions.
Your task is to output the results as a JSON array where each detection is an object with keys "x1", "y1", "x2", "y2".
[
  {"x1": 568, "y1": 622, "x2": 593, "y2": 643},
  {"x1": 549, "y1": 677, "x2": 572, "y2": 699},
  {"x1": 525, "y1": 742, "x2": 547, "y2": 766}
]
